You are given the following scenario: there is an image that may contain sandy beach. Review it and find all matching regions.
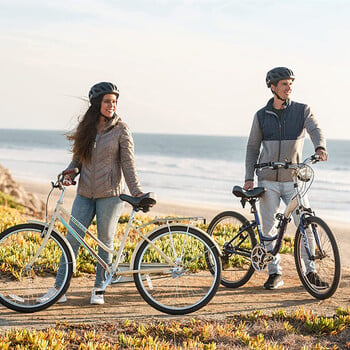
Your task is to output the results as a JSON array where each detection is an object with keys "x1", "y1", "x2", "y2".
[{"x1": 19, "y1": 179, "x2": 350, "y2": 268}]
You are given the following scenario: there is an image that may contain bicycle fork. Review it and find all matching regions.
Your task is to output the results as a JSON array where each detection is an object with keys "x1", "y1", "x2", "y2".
[{"x1": 299, "y1": 213, "x2": 325, "y2": 261}]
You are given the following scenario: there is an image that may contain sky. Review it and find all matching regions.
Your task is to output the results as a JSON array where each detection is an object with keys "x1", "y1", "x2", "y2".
[{"x1": 0, "y1": 0, "x2": 349, "y2": 139}]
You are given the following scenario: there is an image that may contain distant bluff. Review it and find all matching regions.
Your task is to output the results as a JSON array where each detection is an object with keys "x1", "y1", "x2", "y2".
[{"x1": 0, "y1": 163, "x2": 45, "y2": 216}]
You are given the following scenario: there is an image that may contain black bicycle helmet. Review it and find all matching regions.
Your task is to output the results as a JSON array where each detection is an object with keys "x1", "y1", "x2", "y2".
[
  {"x1": 88, "y1": 82, "x2": 119, "y2": 101},
  {"x1": 266, "y1": 67, "x2": 295, "y2": 87}
]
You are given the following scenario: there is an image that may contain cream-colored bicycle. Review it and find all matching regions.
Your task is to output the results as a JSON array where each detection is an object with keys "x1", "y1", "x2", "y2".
[{"x1": 0, "y1": 170, "x2": 221, "y2": 315}]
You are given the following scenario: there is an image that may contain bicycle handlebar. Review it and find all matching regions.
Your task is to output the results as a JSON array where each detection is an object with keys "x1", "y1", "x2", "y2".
[
  {"x1": 254, "y1": 154, "x2": 320, "y2": 170},
  {"x1": 62, "y1": 168, "x2": 80, "y2": 177},
  {"x1": 52, "y1": 168, "x2": 80, "y2": 189}
]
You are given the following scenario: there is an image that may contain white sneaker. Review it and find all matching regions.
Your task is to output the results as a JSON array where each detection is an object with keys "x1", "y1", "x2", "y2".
[
  {"x1": 90, "y1": 288, "x2": 104, "y2": 305},
  {"x1": 36, "y1": 287, "x2": 67, "y2": 304}
]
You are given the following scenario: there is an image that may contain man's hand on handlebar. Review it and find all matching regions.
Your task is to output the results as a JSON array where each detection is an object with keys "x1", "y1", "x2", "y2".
[
  {"x1": 315, "y1": 148, "x2": 328, "y2": 161},
  {"x1": 243, "y1": 180, "x2": 254, "y2": 191}
]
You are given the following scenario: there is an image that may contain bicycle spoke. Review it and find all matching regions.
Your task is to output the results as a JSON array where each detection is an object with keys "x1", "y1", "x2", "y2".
[
  {"x1": 0, "y1": 224, "x2": 73, "y2": 312},
  {"x1": 134, "y1": 225, "x2": 220, "y2": 314},
  {"x1": 207, "y1": 211, "x2": 256, "y2": 288},
  {"x1": 294, "y1": 217, "x2": 341, "y2": 299}
]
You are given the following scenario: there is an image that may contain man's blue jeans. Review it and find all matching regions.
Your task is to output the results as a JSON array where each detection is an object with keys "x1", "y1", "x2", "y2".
[{"x1": 56, "y1": 194, "x2": 124, "y2": 289}]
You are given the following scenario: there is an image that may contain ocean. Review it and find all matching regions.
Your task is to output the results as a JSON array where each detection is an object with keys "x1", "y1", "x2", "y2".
[{"x1": 0, "y1": 129, "x2": 349, "y2": 222}]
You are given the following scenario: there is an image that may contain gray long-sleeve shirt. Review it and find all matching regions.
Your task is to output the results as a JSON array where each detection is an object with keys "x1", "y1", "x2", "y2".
[{"x1": 245, "y1": 98, "x2": 326, "y2": 182}]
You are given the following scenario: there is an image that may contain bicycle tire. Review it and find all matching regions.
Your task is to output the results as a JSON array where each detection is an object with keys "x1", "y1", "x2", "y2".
[
  {"x1": 207, "y1": 211, "x2": 257, "y2": 288},
  {"x1": 0, "y1": 223, "x2": 73, "y2": 312},
  {"x1": 133, "y1": 225, "x2": 221, "y2": 315},
  {"x1": 294, "y1": 216, "x2": 341, "y2": 300}
]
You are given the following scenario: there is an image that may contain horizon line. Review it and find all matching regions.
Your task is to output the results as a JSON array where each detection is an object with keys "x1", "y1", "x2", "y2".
[{"x1": 0, "y1": 127, "x2": 349, "y2": 141}]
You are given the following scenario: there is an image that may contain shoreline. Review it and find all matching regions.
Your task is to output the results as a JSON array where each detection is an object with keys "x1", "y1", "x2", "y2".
[
  {"x1": 18, "y1": 179, "x2": 229, "y2": 222},
  {"x1": 19, "y1": 179, "x2": 350, "y2": 267}
]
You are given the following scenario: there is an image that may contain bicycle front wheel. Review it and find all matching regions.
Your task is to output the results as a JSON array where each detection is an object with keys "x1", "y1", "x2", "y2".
[
  {"x1": 207, "y1": 211, "x2": 257, "y2": 288},
  {"x1": 0, "y1": 223, "x2": 73, "y2": 312},
  {"x1": 294, "y1": 216, "x2": 341, "y2": 300},
  {"x1": 133, "y1": 225, "x2": 221, "y2": 315}
]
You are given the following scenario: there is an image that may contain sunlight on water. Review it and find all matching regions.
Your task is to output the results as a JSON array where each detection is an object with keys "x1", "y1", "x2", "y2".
[{"x1": 0, "y1": 129, "x2": 349, "y2": 221}]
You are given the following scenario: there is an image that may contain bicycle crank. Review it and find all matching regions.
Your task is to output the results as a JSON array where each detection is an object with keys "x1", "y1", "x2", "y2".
[{"x1": 105, "y1": 268, "x2": 123, "y2": 284}]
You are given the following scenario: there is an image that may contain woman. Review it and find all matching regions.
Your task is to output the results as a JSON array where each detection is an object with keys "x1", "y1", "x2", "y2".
[{"x1": 44, "y1": 82, "x2": 144, "y2": 305}]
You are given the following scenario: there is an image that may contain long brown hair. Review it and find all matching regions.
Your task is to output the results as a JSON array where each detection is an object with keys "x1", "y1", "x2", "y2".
[{"x1": 66, "y1": 96, "x2": 102, "y2": 163}]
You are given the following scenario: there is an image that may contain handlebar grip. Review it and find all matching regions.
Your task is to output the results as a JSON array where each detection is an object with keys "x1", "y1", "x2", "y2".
[
  {"x1": 62, "y1": 168, "x2": 79, "y2": 176},
  {"x1": 254, "y1": 162, "x2": 271, "y2": 169},
  {"x1": 312, "y1": 154, "x2": 321, "y2": 162}
]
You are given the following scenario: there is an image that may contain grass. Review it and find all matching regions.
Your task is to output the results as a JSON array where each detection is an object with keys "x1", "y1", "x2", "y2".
[
  {"x1": 0, "y1": 191, "x2": 24, "y2": 212},
  {"x1": 0, "y1": 309, "x2": 350, "y2": 349},
  {"x1": 0, "y1": 191, "x2": 295, "y2": 279},
  {"x1": 0, "y1": 208, "x2": 211, "y2": 279},
  {"x1": 0, "y1": 193, "x2": 349, "y2": 349}
]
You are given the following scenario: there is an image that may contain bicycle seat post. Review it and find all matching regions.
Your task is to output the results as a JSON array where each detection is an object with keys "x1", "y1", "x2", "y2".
[{"x1": 249, "y1": 198, "x2": 258, "y2": 215}]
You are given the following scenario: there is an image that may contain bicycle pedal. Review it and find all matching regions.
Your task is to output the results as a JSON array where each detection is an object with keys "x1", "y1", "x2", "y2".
[
  {"x1": 264, "y1": 253, "x2": 274, "y2": 263},
  {"x1": 222, "y1": 258, "x2": 230, "y2": 270}
]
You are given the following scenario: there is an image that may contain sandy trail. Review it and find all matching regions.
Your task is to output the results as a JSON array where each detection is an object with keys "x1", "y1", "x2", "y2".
[{"x1": 1, "y1": 255, "x2": 349, "y2": 330}]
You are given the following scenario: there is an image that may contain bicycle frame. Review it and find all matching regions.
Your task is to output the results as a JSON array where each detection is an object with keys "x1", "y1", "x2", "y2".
[
  {"x1": 28, "y1": 185, "x2": 209, "y2": 293},
  {"x1": 227, "y1": 172, "x2": 322, "y2": 261}
]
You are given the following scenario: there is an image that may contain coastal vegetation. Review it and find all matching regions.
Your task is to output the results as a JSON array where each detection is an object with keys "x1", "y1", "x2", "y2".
[
  {"x1": 0, "y1": 191, "x2": 349, "y2": 349},
  {"x1": 0, "y1": 309, "x2": 350, "y2": 349}
]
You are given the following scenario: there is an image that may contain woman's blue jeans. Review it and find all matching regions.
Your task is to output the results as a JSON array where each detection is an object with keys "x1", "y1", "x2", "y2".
[{"x1": 56, "y1": 194, "x2": 124, "y2": 289}]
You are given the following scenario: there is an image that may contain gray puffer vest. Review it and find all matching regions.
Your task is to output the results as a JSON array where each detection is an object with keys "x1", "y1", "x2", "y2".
[{"x1": 245, "y1": 98, "x2": 326, "y2": 182}]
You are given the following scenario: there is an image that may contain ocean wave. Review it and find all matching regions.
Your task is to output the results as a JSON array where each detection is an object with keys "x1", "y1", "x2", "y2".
[
  {"x1": 1, "y1": 129, "x2": 349, "y2": 218},
  {"x1": 0, "y1": 147, "x2": 71, "y2": 165}
]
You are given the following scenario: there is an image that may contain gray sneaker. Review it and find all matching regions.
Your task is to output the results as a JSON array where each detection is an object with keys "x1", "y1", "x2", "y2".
[
  {"x1": 306, "y1": 272, "x2": 329, "y2": 289},
  {"x1": 36, "y1": 287, "x2": 67, "y2": 304},
  {"x1": 264, "y1": 273, "x2": 284, "y2": 290}
]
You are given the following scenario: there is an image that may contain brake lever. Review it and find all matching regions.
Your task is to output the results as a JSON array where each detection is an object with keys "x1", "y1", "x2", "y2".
[
  {"x1": 312, "y1": 154, "x2": 321, "y2": 164},
  {"x1": 284, "y1": 161, "x2": 291, "y2": 169}
]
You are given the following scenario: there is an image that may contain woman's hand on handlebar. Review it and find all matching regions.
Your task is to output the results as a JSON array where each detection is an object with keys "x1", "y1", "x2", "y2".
[
  {"x1": 60, "y1": 168, "x2": 79, "y2": 186},
  {"x1": 62, "y1": 175, "x2": 76, "y2": 186}
]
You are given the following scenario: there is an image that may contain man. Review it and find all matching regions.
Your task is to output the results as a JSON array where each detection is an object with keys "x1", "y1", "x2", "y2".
[{"x1": 244, "y1": 67, "x2": 328, "y2": 290}]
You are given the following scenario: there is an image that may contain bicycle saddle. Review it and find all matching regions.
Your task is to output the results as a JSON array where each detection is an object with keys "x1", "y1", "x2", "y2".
[
  {"x1": 232, "y1": 186, "x2": 266, "y2": 199},
  {"x1": 120, "y1": 192, "x2": 157, "y2": 212}
]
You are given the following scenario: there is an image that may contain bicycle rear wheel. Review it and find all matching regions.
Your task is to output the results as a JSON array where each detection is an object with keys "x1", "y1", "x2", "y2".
[
  {"x1": 0, "y1": 223, "x2": 73, "y2": 312},
  {"x1": 133, "y1": 225, "x2": 221, "y2": 315},
  {"x1": 207, "y1": 211, "x2": 257, "y2": 288},
  {"x1": 294, "y1": 216, "x2": 341, "y2": 300}
]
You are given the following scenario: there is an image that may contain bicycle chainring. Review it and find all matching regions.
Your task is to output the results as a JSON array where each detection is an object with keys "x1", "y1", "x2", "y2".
[
  {"x1": 251, "y1": 244, "x2": 270, "y2": 271},
  {"x1": 105, "y1": 268, "x2": 123, "y2": 284},
  {"x1": 222, "y1": 242, "x2": 234, "y2": 269}
]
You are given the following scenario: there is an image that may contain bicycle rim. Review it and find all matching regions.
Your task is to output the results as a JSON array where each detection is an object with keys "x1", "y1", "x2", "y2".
[
  {"x1": 133, "y1": 225, "x2": 221, "y2": 315},
  {"x1": 207, "y1": 211, "x2": 256, "y2": 288},
  {"x1": 294, "y1": 216, "x2": 341, "y2": 299},
  {"x1": 0, "y1": 223, "x2": 73, "y2": 312}
]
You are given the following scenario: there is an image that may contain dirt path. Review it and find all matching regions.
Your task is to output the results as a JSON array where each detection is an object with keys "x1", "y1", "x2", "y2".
[{"x1": 1, "y1": 255, "x2": 349, "y2": 331}]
